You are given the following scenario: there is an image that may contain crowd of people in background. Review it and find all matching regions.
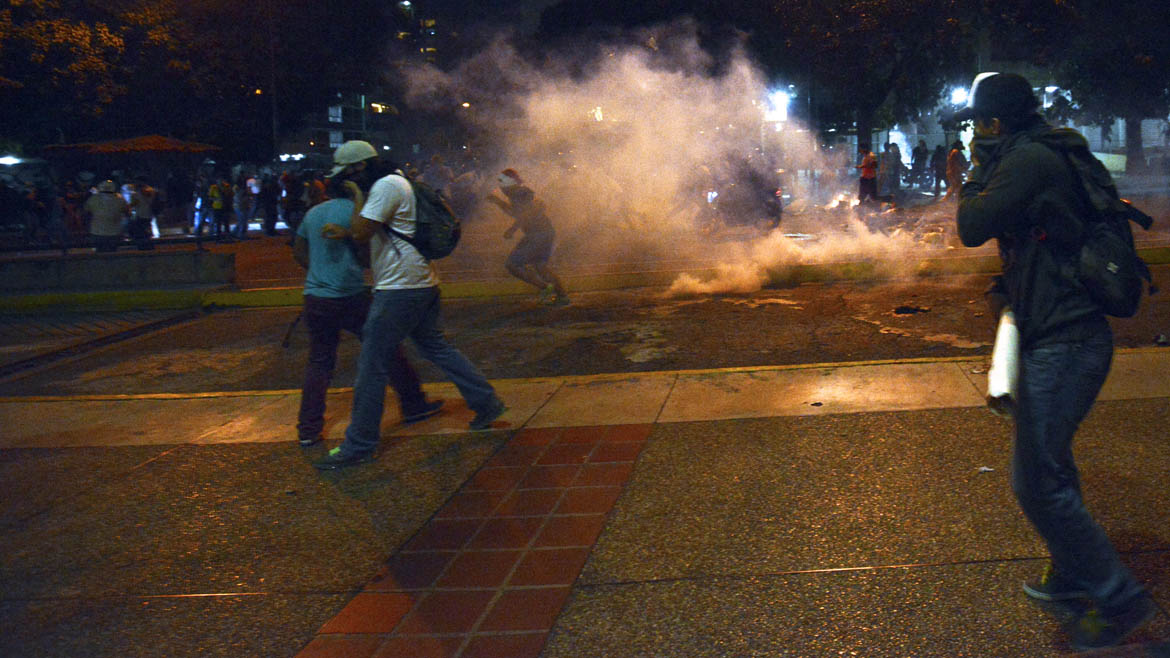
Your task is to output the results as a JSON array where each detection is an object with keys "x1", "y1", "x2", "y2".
[
  {"x1": 852, "y1": 136, "x2": 974, "y2": 211},
  {"x1": 2, "y1": 136, "x2": 981, "y2": 255},
  {"x1": 0, "y1": 152, "x2": 492, "y2": 253}
]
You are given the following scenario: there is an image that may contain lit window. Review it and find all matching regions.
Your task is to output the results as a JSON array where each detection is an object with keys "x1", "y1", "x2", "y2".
[
  {"x1": 329, "y1": 131, "x2": 343, "y2": 148},
  {"x1": 328, "y1": 105, "x2": 343, "y2": 123}
]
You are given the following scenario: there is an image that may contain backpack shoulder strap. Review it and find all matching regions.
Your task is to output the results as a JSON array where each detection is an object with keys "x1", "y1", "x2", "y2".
[{"x1": 376, "y1": 174, "x2": 419, "y2": 254}]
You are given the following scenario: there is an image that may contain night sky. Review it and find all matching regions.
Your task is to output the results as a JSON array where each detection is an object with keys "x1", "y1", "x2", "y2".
[{"x1": 430, "y1": 0, "x2": 562, "y2": 33}]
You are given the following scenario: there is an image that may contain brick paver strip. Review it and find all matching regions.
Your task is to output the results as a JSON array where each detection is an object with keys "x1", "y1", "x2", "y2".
[
  {"x1": 298, "y1": 635, "x2": 384, "y2": 658},
  {"x1": 295, "y1": 424, "x2": 650, "y2": 657},
  {"x1": 316, "y1": 593, "x2": 414, "y2": 634}
]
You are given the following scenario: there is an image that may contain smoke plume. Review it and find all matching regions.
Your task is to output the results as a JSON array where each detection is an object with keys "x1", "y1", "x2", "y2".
[{"x1": 397, "y1": 23, "x2": 957, "y2": 296}]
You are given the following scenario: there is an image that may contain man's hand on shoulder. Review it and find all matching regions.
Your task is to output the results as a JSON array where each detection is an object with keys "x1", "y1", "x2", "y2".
[{"x1": 321, "y1": 223, "x2": 349, "y2": 240}]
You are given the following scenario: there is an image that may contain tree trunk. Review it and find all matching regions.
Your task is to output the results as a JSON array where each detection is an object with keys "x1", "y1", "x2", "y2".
[
  {"x1": 1125, "y1": 116, "x2": 1146, "y2": 175},
  {"x1": 856, "y1": 113, "x2": 874, "y2": 155}
]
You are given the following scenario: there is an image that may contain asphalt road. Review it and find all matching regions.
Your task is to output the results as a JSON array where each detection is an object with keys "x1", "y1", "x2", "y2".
[{"x1": 4, "y1": 265, "x2": 1170, "y2": 397}]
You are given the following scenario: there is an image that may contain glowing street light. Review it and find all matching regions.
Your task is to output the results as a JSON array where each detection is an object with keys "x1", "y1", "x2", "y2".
[
  {"x1": 951, "y1": 87, "x2": 969, "y2": 106},
  {"x1": 764, "y1": 89, "x2": 790, "y2": 123}
]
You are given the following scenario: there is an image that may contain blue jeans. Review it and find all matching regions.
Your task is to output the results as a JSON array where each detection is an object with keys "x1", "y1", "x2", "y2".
[
  {"x1": 1013, "y1": 329, "x2": 1145, "y2": 613},
  {"x1": 296, "y1": 293, "x2": 426, "y2": 441},
  {"x1": 341, "y1": 286, "x2": 497, "y2": 455}
]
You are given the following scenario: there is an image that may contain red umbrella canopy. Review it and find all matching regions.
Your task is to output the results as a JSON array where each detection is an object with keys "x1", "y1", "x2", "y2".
[{"x1": 86, "y1": 135, "x2": 220, "y2": 154}]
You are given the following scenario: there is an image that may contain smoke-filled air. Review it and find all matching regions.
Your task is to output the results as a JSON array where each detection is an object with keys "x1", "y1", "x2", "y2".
[{"x1": 398, "y1": 23, "x2": 963, "y2": 297}]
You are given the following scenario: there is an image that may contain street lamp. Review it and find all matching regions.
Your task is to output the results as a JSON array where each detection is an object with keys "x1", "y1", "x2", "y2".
[{"x1": 765, "y1": 89, "x2": 790, "y2": 123}]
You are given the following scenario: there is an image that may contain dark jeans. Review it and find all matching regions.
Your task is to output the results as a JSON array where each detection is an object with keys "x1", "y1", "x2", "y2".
[
  {"x1": 128, "y1": 217, "x2": 153, "y2": 250},
  {"x1": 296, "y1": 293, "x2": 426, "y2": 442},
  {"x1": 261, "y1": 202, "x2": 278, "y2": 235},
  {"x1": 213, "y1": 208, "x2": 231, "y2": 239},
  {"x1": 858, "y1": 177, "x2": 878, "y2": 205},
  {"x1": 1013, "y1": 329, "x2": 1145, "y2": 613},
  {"x1": 193, "y1": 207, "x2": 209, "y2": 246},
  {"x1": 233, "y1": 203, "x2": 252, "y2": 238}
]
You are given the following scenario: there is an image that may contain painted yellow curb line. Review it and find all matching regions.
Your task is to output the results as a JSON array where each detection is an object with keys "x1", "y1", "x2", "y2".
[
  {"x1": 4, "y1": 348, "x2": 1166, "y2": 404},
  {"x1": 0, "y1": 288, "x2": 209, "y2": 313},
  {"x1": 4, "y1": 246, "x2": 1169, "y2": 312}
]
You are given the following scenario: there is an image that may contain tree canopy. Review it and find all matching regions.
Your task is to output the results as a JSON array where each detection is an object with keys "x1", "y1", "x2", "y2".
[
  {"x1": 4, "y1": 0, "x2": 1167, "y2": 163},
  {"x1": 1044, "y1": 0, "x2": 1170, "y2": 170},
  {"x1": 0, "y1": 0, "x2": 388, "y2": 160}
]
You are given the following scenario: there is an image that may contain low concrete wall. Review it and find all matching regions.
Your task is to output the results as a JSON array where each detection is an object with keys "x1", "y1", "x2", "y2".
[{"x1": 0, "y1": 250, "x2": 235, "y2": 292}]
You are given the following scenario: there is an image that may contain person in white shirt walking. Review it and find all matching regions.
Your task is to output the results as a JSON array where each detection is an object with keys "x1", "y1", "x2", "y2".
[{"x1": 312, "y1": 141, "x2": 506, "y2": 470}]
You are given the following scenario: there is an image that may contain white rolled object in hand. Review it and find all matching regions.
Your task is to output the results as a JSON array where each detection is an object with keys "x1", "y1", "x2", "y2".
[{"x1": 986, "y1": 309, "x2": 1019, "y2": 417}]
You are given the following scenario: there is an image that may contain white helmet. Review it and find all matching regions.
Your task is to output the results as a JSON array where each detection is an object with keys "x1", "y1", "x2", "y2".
[{"x1": 329, "y1": 140, "x2": 378, "y2": 177}]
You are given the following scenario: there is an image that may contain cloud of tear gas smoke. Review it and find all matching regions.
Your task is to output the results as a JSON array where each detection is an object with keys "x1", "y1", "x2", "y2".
[
  {"x1": 663, "y1": 205, "x2": 963, "y2": 297},
  {"x1": 398, "y1": 23, "x2": 962, "y2": 295}
]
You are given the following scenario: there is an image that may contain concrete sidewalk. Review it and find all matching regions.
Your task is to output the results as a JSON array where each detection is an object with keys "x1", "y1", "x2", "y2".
[{"x1": 1, "y1": 352, "x2": 1168, "y2": 656}]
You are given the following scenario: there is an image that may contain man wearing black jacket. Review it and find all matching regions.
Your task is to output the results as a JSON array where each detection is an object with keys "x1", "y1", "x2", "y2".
[{"x1": 956, "y1": 72, "x2": 1153, "y2": 650}]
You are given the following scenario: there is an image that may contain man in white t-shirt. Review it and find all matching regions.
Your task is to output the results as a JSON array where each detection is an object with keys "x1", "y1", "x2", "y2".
[{"x1": 312, "y1": 141, "x2": 506, "y2": 470}]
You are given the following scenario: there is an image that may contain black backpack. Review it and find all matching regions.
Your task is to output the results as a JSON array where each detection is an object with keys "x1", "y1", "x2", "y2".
[
  {"x1": 1037, "y1": 136, "x2": 1154, "y2": 317},
  {"x1": 385, "y1": 175, "x2": 462, "y2": 260}
]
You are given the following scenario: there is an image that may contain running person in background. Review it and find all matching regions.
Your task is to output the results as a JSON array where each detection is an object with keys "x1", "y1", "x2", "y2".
[{"x1": 487, "y1": 168, "x2": 570, "y2": 306}]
